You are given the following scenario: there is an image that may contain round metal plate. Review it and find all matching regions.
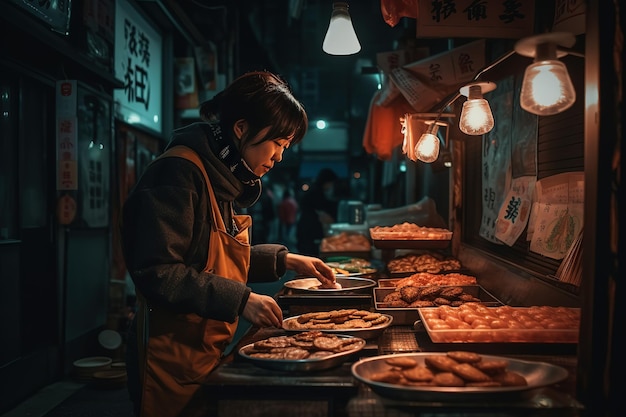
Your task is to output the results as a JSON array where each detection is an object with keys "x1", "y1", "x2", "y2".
[{"x1": 351, "y1": 352, "x2": 569, "y2": 402}]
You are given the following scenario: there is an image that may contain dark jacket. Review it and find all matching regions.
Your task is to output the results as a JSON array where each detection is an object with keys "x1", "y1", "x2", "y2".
[{"x1": 122, "y1": 122, "x2": 288, "y2": 324}]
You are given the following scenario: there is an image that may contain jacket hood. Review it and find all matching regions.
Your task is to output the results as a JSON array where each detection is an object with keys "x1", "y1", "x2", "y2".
[{"x1": 165, "y1": 122, "x2": 261, "y2": 208}]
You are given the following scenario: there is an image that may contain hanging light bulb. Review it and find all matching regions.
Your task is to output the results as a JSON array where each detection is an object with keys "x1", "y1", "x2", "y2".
[
  {"x1": 322, "y1": 2, "x2": 361, "y2": 55},
  {"x1": 415, "y1": 123, "x2": 440, "y2": 163},
  {"x1": 515, "y1": 32, "x2": 577, "y2": 116},
  {"x1": 458, "y1": 82, "x2": 496, "y2": 135}
]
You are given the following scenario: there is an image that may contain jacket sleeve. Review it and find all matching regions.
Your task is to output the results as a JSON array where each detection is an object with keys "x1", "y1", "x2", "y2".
[{"x1": 248, "y1": 244, "x2": 289, "y2": 282}]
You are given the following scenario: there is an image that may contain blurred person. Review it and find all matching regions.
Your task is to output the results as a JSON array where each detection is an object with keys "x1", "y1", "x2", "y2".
[
  {"x1": 278, "y1": 188, "x2": 298, "y2": 247},
  {"x1": 121, "y1": 71, "x2": 337, "y2": 417},
  {"x1": 296, "y1": 168, "x2": 339, "y2": 256}
]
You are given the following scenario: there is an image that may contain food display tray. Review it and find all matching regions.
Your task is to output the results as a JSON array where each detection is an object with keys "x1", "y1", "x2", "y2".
[
  {"x1": 372, "y1": 239, "x2": 450, "y2": 250},
  {"x1": 238, "y1": 334, "x2": 365, "y2": 372},
  {"x1": 284, "y1": 277, "x2": 376, "y2": 293},
  {"x1": 418, "y1": 307, "x2": 580, "y2": 344},
  {"x1": 377, "y1": 277, "x2": 477, "y2": 288},
  {"x1": 373, "y1": 286, "x2": 502, "y2": 326},
  {"x1": 351, "y1": 353, "x2": 569, "y2": 402},
  {"x1": 282, "y1": 313, "x2": 394, "y2": 340}
]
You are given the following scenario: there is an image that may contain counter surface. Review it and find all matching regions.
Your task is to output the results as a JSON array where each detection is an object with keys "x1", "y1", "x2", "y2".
[{"x1": 202, "y1": 323, "x2": 582, "y2": 417}]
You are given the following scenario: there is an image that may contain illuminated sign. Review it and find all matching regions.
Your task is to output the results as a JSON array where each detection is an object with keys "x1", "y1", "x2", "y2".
[{"x1": 114, "y1": 0, "x2": 162, "y2": 134}]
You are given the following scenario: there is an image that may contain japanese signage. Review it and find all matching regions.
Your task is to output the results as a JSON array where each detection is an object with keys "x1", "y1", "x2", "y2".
[
  {"x1": 553, "y1": 0, "x2": 586, "y2": 35},
  {"x1": 528, "y1": 173, "x2": 584, "y2": 260},
  {"x1": 114, "y1": 0, "x2": 162, "y2": 134},
  {"x1": 389, "y1": 39, "x2": 485, "y2": 112},
  {"x1": 417, "y1": 0, "x2": 535, "y2": 39},
  {"x1": 56, "y1": 80, "x2": 78, "y2": 191}
]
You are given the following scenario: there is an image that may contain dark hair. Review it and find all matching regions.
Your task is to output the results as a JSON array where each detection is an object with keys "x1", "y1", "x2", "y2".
[{"x1": 199, "y1": 71, "x2": 308, "y2": 145}]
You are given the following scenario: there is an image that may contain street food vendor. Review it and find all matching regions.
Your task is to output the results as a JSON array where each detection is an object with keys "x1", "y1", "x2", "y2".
[{"x1": 121, "y1": 71, "x2": 337, "y2": 417}]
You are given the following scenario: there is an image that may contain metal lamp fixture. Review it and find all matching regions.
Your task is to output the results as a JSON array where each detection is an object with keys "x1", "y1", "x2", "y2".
[
  {"x1": 322, "y1": 2, "x2": 361, "y2": 55},
  {"x1": 458, "y1": 81, "x2": 496, "y2": 135},
  {"x1": 515, "y1": 32, "x2": 577, "y2": 116},
  {"x1": 400, "y1": 32, "x2": 582, "y2": 164}
]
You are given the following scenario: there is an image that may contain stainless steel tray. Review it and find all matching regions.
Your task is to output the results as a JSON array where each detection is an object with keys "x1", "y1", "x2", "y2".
[
  {"x1": 238, "y1": 334, "x2": 365, "y2": 372},
  {"x1": 351, "y1": 352, "x2": 568, "y2": 401},
  {"x1": 284, "y1": 277, "x2": 376, "y2": 293},
  {"x1": 282, "y1": 313, "x2": 393, "y2": 339}
]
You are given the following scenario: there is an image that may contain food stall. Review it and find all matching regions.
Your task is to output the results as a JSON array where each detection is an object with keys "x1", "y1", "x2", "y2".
[{"x1": 199, "y1": 222, "x2": 582, "y2": 417}]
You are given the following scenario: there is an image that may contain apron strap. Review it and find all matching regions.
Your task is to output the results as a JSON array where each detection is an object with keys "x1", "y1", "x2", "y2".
[{"x1": 157, "y1": 145, "x2": 227, "y2": 232}]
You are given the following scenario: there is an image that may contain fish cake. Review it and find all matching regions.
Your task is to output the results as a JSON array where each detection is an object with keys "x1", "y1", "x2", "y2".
[
  {"x1": 493, "y1": 371, "x2": 528, "y2": 386},
  {"x1": 424, "y1": 355, "x2": 459, "y2": 372},
  {"x1": 385, "y1": 356, "x2": 419, "y2": 368},
  {"x1": 400, "y1": 286, "x2": 422, "y2": 303},
  {"x1": 474, "y1": 359, "x2": 509, "y2": 375},
  {"x1": 432, "y1": 372, "x2": 465, "y2": 387},
  {"x1": 446, "y1": 351, "x2": 482, "y2": 364},
  {"x1": 451, "y1": 363, "x2": 492, "y2": 382},
  {"x1": 403, "y1": 366, "x2": 435, "y2": 382}
]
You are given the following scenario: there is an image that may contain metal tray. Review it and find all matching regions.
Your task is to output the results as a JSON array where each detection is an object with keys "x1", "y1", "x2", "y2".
[
  {"x1": 418, "y1": 306, "x2": 580, "y2": 344},
  {"x1": 282, "y1": 313, "x2": 393, "y2": 339},
  {"x1": 238, "y1": 334, "x2": 366, "y2": 372},
  {"x1": 373, "y1": 286, "x2": 502, "y2": 325},
  {"x1": 284, "y1": 277, "x2": 376, "y2": 293},
  {"x1": 351, "y1": 353, "x2": 568, "y2": 402},
  {"x1": 372, "y1": 239, "x2": 451, "y2": 250}
]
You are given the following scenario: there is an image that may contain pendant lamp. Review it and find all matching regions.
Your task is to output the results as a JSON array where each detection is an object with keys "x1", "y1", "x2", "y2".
[
  {"x1": 458, "y1": 82, "x2": 496, "y2": 135},
  {"x1": 515, "y1": 32, "x2": 577, "y2": 116},
  {"x1": 415, "y1": 123, "x2": 440, "y2": 163},
  {"x1": 322, "y1": 2, "x2": 361, "y2": 55}
]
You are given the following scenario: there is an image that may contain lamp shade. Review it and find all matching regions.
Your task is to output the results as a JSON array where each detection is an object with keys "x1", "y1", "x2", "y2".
[
  {"x1": 415, "y1": 124, "x2": 440, "y2": 163},
  {"x1": 459, "y1": 98, "x2": 495, "y2": 135},
  {"x1": 520, "y1": 60, "x2": 576, "y2": 115},
  {"x1": 458, "y1": 82, "x2": 496, "y2": 136},
  {"x1": 322, "y1": 3, "x2": 361, "y2": 55}
]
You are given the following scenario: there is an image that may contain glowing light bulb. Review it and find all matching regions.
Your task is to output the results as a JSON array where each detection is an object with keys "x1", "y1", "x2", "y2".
[
  {"x1": 520, "y1": 60, "x2": 576, "y2": 115},
  {"x1": 415, "y1": 124, "x2": 440, "y2": 163}
]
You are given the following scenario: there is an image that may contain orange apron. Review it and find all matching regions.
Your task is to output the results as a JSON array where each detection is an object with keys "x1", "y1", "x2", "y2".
[{"x1": 135, "y1": 145, "x2": 251, "y2": 417}]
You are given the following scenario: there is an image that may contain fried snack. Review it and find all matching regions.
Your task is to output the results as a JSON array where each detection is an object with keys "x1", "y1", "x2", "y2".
[
  {"x1": 363, "y1": 353, "x2": 528, "y2": 389},
  {"x1": 385, "y1": 356, "x2": 419, "y2": 368},
  {"x1": 399, "y1": 286, "x2": 422, "y2": 303},
  {"x1": 403, "y1": 366, "x2": 435, "y2": 382},
  {"x1": 493, "y1": 371, "x2": 528, "y2": 386},
  {"x1": 244, "y1": 331, "x2": 365, "y2": 361},
  {"x1": 474, "y1": 359, "x2": 509, "y2": 375},
  {"x1": 424, "y1": 355, "x2": 459, "y2": 372},
  {"x1": 446, "y1": 351, "x2": 482, "y2": 364},
  {"x1": 432, "y1": 372, "x2": 465, "y2": 387},
  {"x1": 451, "y1": 363, "x2": 492, "y2": 382},
  {"x1": 284, "y1": 309, "x2": 390, "y2": 331}
]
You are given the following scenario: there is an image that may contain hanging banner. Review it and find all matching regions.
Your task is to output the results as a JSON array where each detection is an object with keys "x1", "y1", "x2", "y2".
[
  {"x1": 417, "y1": 0, "x2": 534, "y2": 39},
  {"x1": 479, "y1": 77, "x2": 514, "y2": 244},
  {"x1": 56, "y1": 80, "x2": 78, "y2": 191},
  {"x1": 389, "y1": 39, "x2": 485, "y2": 112},
  {"x1": 114, "y1": 0, "x2": 163, "y2": 134},
  {"x1": 553, "y1": 0, "x2": 586, "y2": 35},
  {"x1": 494, "y1": 176, "x2": 535, "y2": 246},
  {"x1": 528, "y1": 172, "x2": 584, "y2": 260}
]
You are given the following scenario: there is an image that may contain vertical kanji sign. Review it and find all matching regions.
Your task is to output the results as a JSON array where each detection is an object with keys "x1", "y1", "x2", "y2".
[
  {"x1": 56, "y1": 80, "x2": 78, "y2": 191},
  {"x1": 114, "y1": 0, "x2": 163, "y2": 134}
]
